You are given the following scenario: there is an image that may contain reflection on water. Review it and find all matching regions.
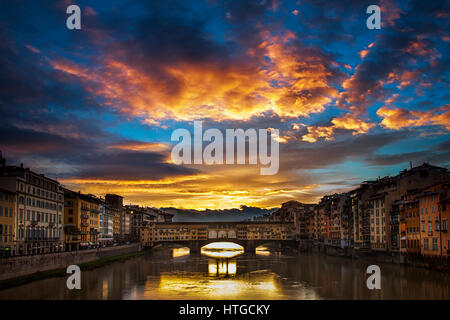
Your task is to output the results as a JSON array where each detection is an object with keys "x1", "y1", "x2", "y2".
[
  {"x1": 0, "y1": 243, "x2": 449, "y2": 300},
  {"x1": 172, "y1": 247, "x2": 190, "y2": 258},
  {"x1": 256, "y1": 246, "x2": 271, "y2": 256},
  {"x1": 146, "y1": 271, "x2": 282, "y2": 300},
  {"x1": 208, "y1": 259, "x2": 237, "y2": 276}
]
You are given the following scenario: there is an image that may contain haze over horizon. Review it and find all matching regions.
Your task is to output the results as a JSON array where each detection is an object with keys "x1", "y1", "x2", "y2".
[{"x1": 0, "y1": 0, "x2": 449, "y2": 210}]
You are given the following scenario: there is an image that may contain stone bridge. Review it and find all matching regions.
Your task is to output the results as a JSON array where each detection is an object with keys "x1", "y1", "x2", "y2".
[{"x1": 141, "y1": 221, "x2": 297, "y2": 254}]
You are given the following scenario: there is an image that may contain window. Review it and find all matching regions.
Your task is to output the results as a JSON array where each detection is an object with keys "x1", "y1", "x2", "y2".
[
  {"x1": 443, "y1": 219, "x2": 448, "y2": 231},
  {"x1": 424, "y1": 238, "x2": 429, "y2": 250},
  {"x1": 428, "y1": 223, "x2": 432, "y2": 232},
  {"x1": 432, "y1": 238, "x2": 438, "y2": 251},
  {"x1": 0, "y1": 206, "x2": 2, "y2": 217}
]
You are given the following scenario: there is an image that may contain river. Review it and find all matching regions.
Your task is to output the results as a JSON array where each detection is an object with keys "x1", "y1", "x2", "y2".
[{"x1": 0, "y1": 243, "x2": 448, "y2": 299}]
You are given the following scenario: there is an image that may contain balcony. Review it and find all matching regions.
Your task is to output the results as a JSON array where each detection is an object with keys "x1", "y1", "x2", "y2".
[
  {"x1": 30, "y1": 220, "x2": 38, "y2": 226},
  {"x1": 81, "y1": 214, "x2": 89, "y2": 219},
  {"x1": 81, "y1": 223, "x2": 89, "y2": 227},
  {"x1": 81, "y1": 207, "x2": 89, "y2": 211}
]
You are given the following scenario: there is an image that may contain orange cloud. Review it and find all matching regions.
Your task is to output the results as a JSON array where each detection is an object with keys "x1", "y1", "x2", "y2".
[
  {"x1": 377, "y1": 105, "x2": 450, "y2": 130},
  {"x1": 301, "y1": 113, "x2": 375, "y2": 143},
  {"x1": 358, "y1": 49, "x2": 369, "y2": 59},
  {"x1": 50, "y1": 31, "x2": 338, "y2": 124},
  {"x1": 108, "y1": 142, "x2": 171, "y2": 152},
  {"x1": 302, "y1": 126, "x2": 335, "y2": 143},
  {"x1": 331, "y1": 114, "x2": 375, "y2": 134}
]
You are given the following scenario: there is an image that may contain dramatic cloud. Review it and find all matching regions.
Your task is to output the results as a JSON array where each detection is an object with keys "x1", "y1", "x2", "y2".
[
  {"x1": 377, "y1": 105, "x2": 450, "y2": 130},
  {"x1": 51, "y1": 29, "x2": 342, "y2": 123},
  {"x1": 0, "y1": 0, "x2": 448, "y2": 209}
]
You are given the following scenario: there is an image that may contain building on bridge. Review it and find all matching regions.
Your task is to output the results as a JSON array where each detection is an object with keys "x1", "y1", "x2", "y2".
[{"x1": 140, "y1": 221, "x2": 296, "y2": 253}]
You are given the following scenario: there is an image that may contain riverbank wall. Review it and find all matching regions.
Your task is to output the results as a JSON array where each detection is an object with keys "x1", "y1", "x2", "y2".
[
  {"x1": 0, "y1": 244, "x2": 141, "y2": 281},
  {"x1": 298, "y1": 240, "x2": 449, "y2": 272}
]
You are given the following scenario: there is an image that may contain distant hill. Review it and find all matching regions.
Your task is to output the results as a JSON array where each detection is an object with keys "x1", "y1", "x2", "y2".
[{"x1": 161, "y1": 205, "x2": 277, "y2": 222}]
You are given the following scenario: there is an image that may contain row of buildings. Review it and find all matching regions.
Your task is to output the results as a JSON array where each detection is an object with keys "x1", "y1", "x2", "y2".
[
  {"x1": 140, "y1": 221, "x2": 293, "y2": 247},
  {"x1": 0, "y1": 153, "x2": 173, "y2": 257},
  {"x1": 269, "y1": 163, "x2": 450, "y2": 259}
]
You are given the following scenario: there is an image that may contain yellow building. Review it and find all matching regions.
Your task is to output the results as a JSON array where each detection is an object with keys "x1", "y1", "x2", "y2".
[
  {"x1": 419, "y1": 182, "x2": 450, "y2": 257},
  {"x1": 64, "y1": 189, "x2": 100, "y2": 250},
  {"x1": 0, "y1": 188, "x2": 15, "y2": 257}
]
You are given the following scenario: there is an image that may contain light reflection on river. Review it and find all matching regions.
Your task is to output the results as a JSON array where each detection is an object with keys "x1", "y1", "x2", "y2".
[{"x1": 0, "y1": 243, "x2": 449, "y2": 300}]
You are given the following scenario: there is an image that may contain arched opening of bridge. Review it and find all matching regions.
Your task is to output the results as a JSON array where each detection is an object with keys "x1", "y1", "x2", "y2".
[
  {"x1": 255, "y1": 242, "x2": 283, "y2": 256},
  {"x1": 200, "y1": 242, "x2": 244, "y2": 258},
  {"x1": 255, "y1": 245, "x2": 271, "y2": 256},
  {"x1": 152, "y1": 243, "x2": 191, "y2": 258}
]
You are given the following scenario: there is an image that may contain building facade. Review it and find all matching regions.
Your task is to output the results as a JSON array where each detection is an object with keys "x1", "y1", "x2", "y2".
[
  {"x1": 141, "y1": 221, "x2": 295, "y2": 247},
  {"x1": 99, "y1": 199, "x2": 114, "y2": 245},
  {"x1": 0, "y1": 188, "x2": 15, "y2": 257},
  {"x1": 0, "y1": 156, "x2": 64, "y2": 256},
  {"x1": 64, "y1": 189, "x2": 101, "y2": 249},
  {"x1": 105, "y1": 194, "x2": 124, "y2": 242},
  {"x1": 127, "y1": 205, "x2": 157, "y2": 242}
]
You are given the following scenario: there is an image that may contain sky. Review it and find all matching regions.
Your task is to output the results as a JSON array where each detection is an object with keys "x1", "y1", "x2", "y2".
[{"x1": 0, "y1": 0, "x2": 449, "y2": 209}]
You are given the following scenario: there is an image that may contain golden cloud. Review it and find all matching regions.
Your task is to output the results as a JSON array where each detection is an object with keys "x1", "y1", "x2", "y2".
[
  {"x1": 301, "y1": 114, "x2": 375, "y2": 143},
  {"x1": 51, "y1": 31, "x2": 338, "y2": 124},
  {"x1": 377, "y1": 105, "x2": 450, "y2": 130}
]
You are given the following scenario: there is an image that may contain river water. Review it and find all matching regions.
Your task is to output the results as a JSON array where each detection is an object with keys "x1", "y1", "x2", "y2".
[{"x1": 0, "y1": 243, "x2": 448, "y2": 299}]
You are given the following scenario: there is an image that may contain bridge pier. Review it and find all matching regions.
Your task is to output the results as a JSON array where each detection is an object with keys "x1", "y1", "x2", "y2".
[
  {"x1": 244, "y1": 240, "x2": 256, "y2": 255},
  {"x1": 189, "y1": 241, "x2": 201, "y2": 255}
]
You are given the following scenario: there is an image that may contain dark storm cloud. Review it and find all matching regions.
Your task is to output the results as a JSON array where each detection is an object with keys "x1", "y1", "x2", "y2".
[
  {"x1": 69, "y1": 150, "x2": 197, "y2": 180},
  {"x1": 365, "y1": 151, "x2": 425, "y2": 166},
  {"x1": 0, "y1": 124, "x2": 197, "y2": 181},
  {"x1": 281, "y1": 131, "x2": 411, "y2": 170},
  {"x1": 365, "y1": 138, "x2": 450, "y2": 167},
  {"x1": 0, "y1": 125, "x2": 89, "y2": 154}
]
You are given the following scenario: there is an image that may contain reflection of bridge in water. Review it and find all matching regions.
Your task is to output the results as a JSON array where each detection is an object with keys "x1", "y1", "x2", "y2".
[{"x1": 140, "y1": 221, "x2": 297, "y2": 254}]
